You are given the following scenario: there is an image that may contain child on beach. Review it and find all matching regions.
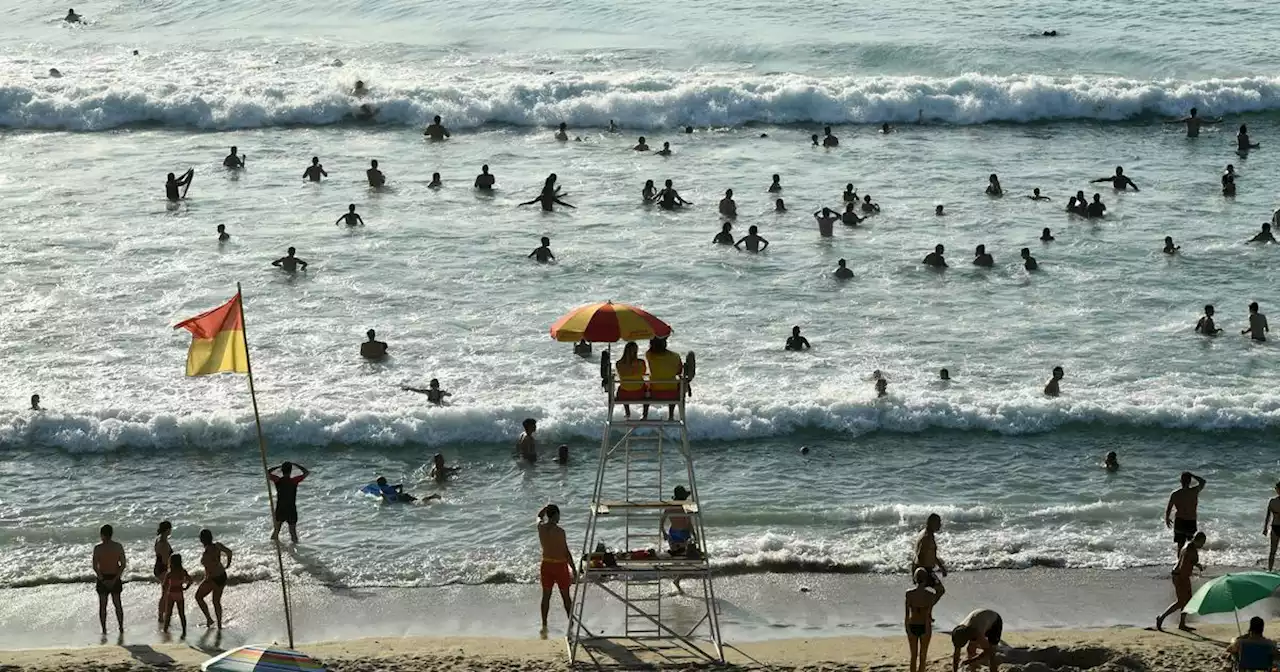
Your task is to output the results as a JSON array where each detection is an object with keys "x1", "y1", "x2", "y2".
[
  {"x1": 537, "y1": 504, "x2": 574, "y2": 636},
  {"x1": 162, "y1": 553, "x2": 193, "y2": 637}
]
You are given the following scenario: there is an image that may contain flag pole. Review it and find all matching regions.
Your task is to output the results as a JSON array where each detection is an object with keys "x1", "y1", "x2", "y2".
[{"x1": 236, "y1": 282, "x2": 296, "y2": 649}]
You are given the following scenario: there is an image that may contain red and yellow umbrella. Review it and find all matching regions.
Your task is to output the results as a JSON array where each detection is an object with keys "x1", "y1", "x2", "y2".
[{"x1": 550, "y1": 301, "x2": 672, "y2": 343}]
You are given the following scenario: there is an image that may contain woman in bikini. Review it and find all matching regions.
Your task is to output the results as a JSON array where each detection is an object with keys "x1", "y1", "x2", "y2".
[
  {"x1": 161, "y1": 553, "x2": 193, "y2": 637},
  {"x1": 904, "y1": 567, "x2": 945, "y2": 672},
  {"x1": 195, "y1": 529, "x2": 233, "y2": 629},
  {"x1": 154, "y1": 521, "x2": 172, "y2": 622}
]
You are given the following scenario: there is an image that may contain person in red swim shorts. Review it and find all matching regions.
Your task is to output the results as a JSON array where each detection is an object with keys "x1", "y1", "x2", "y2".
[{"x1": 537, "y1": 504, "x2": 575, "y2": 636}]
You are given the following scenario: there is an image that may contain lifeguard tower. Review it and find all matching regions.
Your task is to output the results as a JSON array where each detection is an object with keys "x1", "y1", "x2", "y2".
[{"x1": 566, "y1": 353, "x2": 724, "y2": 664}]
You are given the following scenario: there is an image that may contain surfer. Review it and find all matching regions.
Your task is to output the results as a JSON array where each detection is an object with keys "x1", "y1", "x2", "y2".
[
  {"x1": 92, "y1": 524, "x2": 126, "y2": 634},
  {"x1": 713, "y1": 222, "x2": 734, "y2": 245},
  {"x1": 303, "y1": 157, "x2": 327, "y2": 182},
  {"x1": 1163, "y1": 236, "x2": 1179, "y2": 254},
  {"x1": 1164, "y1": 107, "x2": 1220, "y2": 137},
  {"x1": 972, "y1": 244, "x2": 994, "y2": 267},
  {"x1": 1195, "y1": 305, "x2": 1222, "y2": 336},
  {"x1": 529, "y1": 236, "x2": 555, "y2": 263},
  {"x1": 64, "y1": 8, "x2": 81, "y2": 23},
  {"x1": 403, "y1": 378, "x2": 451, "y2": 405},
  {"x1": 1041, "y1": 228, "x2": 1055, "y2": 242},
  {"x1": 1043, "y1": 366, "x2": 1064, "y2": 396},
  {"x1": 194, "y1": 529, "x2": 232, "y2": 629},
  {"x1": 768, "y1": 174, "x2": 782, "y2": 192},
  {"x1": 423, "y1": 115, "x2": 450, "y2": 140},
  {"x1": 1028, "y1": 188, "x2": 1050, "y2": 201},
  {"x1": 985, "y1": 174, "x2": 1003, "y2": 196},
  {"x1": 222, "y1": 147, "x2": 245, "y2": 169},
  {"x1": 1238, "y1": 124, "x2": 1260, "y2": 151},
  {"x1": 335, "y1": 204, "x2": 365, "y2": 227},
  {"x1": 1242, "y1": 302, "x2": 1269, "y2": 341},
  {"x1": 814, "y1": 208, "x2": 840, "y2": 236},
  {"x1": 555, "y1": 122, "x2": 569, "y2": 141},
  {"x1": 366, "y1": 160, "x2": 385, "y2": 187},
  {"x1": 734, "y1": 225, "x2": 769, "y2": 253},
  {"x1": 923, "y1": 244, "x2": 947, "y2": 268},
  {"x1": 1249, "y1": 223, "x2": 1276, "y2": 243},
  {"x1": 834, "y1": 259, "x2": 854, "y2": 279},
  {"x1": 1087, "y1": 193, "x2": 1106, "y2": 218},
  {"x1": 785, "y1": 326, "x2": 811, "y2": 351},
  {"x1": 367, "y1": 477, "x2": 423, "y2": 503},
  {"x1": 165, "y1": 169, "x2": 193, "y2": 202},
  {"x1": 1021, "y1": 248, "x2": 1038, "y2": 271},
  {"x1": 360, "y1": 329, "x2": 388, "y2": 361},
  {"x1": 718, "y1": 190, "x2": 737, "y2": 218},
  {"x1": 822, "y1": 126, "x2": 839, "y2": 147},
  {"x1": 216, "y1": 225, "x2": 230, "y2": 243},
  {"x1": 656, "y1": 141, "x2": 672, "y2": 156},
  {"x1": 271, "y1": 247, "x2": 308, "y2": 273},
  {"x1": 1090, "y1": 166, "x2": 1139, "y2": 191},
  {"x1": 657, "y1": 179, "x2": 690, "y2": 209},
  {"x1": 634, "y1": 136, "x2": 650, "y2": 151}
]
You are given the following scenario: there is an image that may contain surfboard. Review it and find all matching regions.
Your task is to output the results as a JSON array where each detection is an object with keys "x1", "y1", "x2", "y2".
[{"x1": 182, "y1": 169, "x2": 194, "y2": 199}]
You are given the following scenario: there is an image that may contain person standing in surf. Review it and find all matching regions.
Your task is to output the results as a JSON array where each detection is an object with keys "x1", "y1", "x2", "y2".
[
  {"x1": 1164, "y1": 107, "x2": 1221, "y2": 137},
  {"x1": 195, "y1": 529, "x2": 232, "y2": 629},
  {"x1": 92, "y1": 524, "x2": 127, "y2": 635},
  {"x1": 302, "y1": 157, "x2": 328, "y2": 182},
  {"x1": 222, "y1": 147, "x2": 245, "y2": 169},
  {"x1": 913, "y1": 513, "x2": 949, "y2": 589},
  {"x1": 165, "y1": 170, "x2": 193, "y2": 202},
  {"x1": 154, "y1": 521, "x2": 173, "y2": 622},
  {"x1": 268, "y1": 461, "x2": 311, "y2": 543},
  {"x1": 1165, "y1": 471, "x2": 1206, "y2": 554}
]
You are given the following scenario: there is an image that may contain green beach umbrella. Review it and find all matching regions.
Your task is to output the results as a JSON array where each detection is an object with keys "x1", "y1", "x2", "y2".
[{"x1": 1184, "y1": 571, "x2": 1280, "y2": 631}]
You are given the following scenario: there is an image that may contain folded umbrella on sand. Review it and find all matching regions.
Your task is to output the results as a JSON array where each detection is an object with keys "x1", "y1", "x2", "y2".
[
  {"x1": 201, "y1": 645, "x2": 326, "y2": 672},
  {"x1": 1184, "y1": 571, "x2": 1280, "y2": 632}
]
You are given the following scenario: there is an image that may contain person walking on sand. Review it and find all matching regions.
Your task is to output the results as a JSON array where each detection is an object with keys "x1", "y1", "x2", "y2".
[
  {"x1": 154, "y1": 521, "x2": 173, "y2": 622},
  {"x1": 1156, "y1": 531, "x2": 1205, "y2": 631},
  {"x1": 913, "y1": 513, "x2": 949, "y2": 588},
  {"x1": 1265, "y1": 482, "x2": 1280, "y2": 571},
  {"x1": 1165, "y1": 471, "x2": 1206, "y2": 553},
  {"x1": 537, "y1": 504, "x2": 575, "y2": 636},
  {"x1": 906, "y1": 568, "x2": 946, "y2": 672},
  {"x1": 950, "y1": 608, "x2": 1002, "y2": 672},
  {"x1": 92, "y1": 524, "x2": 127, "y2": 635},
  {"x1": 268, "y1": 461, "x2": 311, "y2": 543},
  {"x1": 161, "y1": 553, "x2": 193, "y2": 637},
  {"x1": 195, "y1": 529, "x2": 232, "y2": 629}
]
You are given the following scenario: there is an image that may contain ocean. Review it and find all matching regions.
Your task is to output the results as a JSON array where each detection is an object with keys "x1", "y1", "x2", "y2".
[{"x1": 4, "y1": 0, "x2": 1280, "y2": 646}]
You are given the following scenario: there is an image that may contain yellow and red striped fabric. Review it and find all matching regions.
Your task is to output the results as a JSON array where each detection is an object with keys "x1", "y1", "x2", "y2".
[
  {"x1": 174, "y1": 293, "x2": 249, "y2": 376},
  {"x1": 550, "y1": 301, "x2": 673, "y2": 343}
]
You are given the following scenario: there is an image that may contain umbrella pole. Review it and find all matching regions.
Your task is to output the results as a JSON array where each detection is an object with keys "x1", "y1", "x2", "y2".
[{"x1": 1235, "y1": 609, "x2": 1241, "y2": 635}]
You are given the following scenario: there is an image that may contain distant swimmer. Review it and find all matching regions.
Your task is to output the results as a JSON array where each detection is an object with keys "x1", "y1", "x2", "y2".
[
  {"x1": 734, "y1": 225, "x2": 769, "y2": 253},
  {"x1": 822, "y1": 125, "x2": 839, "y2": 147},
  {"x1": 712, "y1": 222, "x2": 734, "y2": 245},
  {"x1": 972, "y1": 244, "x2": 994, "y2": 267},
  {"x1": 403, "y1": 378, "x2": 451, "y2": 405},
  {"x1": 302, "y1": 157, "x2": 327, "y2": 182},
  {"x1": 1104, "y1": 451, "x2": 1119, "y2": 471},
  {"x1": 1091, "y1": 166, "x2": 1139, "y2": 191},
  {"x1": 1163, "y1": 236, "x2": 1180, "y2": 254},
  {"x1": 49, "y1": 68, "x2": 62, "y2": 78},
  {"x1": 608, "y1": 119, "x2": 618, "y2": 133},
  {"x1": 165, "y1": 169, "x2": 193, "y2": 202},
  {"x1": 939, "y1": 369, "x2": 950, "y2": 381},
  {"x1": 335, "y1": 204, "x2": 365, "y2": 227},
  {"x1": 656, "y1": 141, "x2": 672, "y2": 156},
  {"x1": 813, "y1": 208, "x2": 840, "y2": 236},
  {"x1": 1040, "y1": 227, "x2": 1055, "y2": 242},
  {"x1": 1237, "y1": 124, "x2": 1259, "y2": 151},
  {"x1": 685, "y1": 125, "x2": 694, "y2": 134},
  {"x1": 1195, "y1": 304, "x2": 1222, "y2": 336},
  {"x1": 1242, "y1": 301, "x2": 1269, "y2": 341},
  {"x1": 984, "y1": 174, "x2": 1003, "y2": 196},
  {"x1": 360, "y1": 329, "x2": 388, "y2": 361},
  {"x1": 811, "y1": 133, "x2": 820, "y2": 147},
  {"x1": 875, "y1": 378, "x2": 888, "y2": 398},
  {"x1": 555, "y1": 122, "x2": 569, "y2": 142},
  {"x1": 366, "y1": 160, "x2": 385, "y2": 187},
  {"x1": 718, "y1": 189, "x2": 737, "y2": 218},
  {"x1": 352, "y1": 80, "x2": 367, "y2": 97},
  {"x1": 1087, "y1": 193, "x2": 1106, "y2": 218},
  {"x1": 429, "y1": 172, "x2": 442, "y2": 188},
  {"x1": 64, "y1": 8, "x2": 81, "y2": 23},
  {"x1": 834, "y1": 258, "x2": 854, "y2": 279},
  {"x1": 1043, "y1": 365, "x2": 1064, "y2": 396},
  {"x1": 30, "y1": 394, "x2": 41, "y2": 411},
  {"x1": 642, "y1": 179, "x2": 657, "y2": 203},
  {"x1": 474, "y1": 164, "x2": 495, "y2": 190},
  {"x1": 1249, "y1": 223, "x2": 1276, "y2": 243},
  {"x1": 1222, "y1": 173, "x2": 1236, "y2": 197},
  {"x1": 222, "y1": 147, "x2": 245, "y2": 169},
  {"x1": 529, "y1": 236, "x2": 555, "y2": 263},
  {"x1": 271, "y1": 247, "x2": 308, "y2": 273},
  {"x1": 1273, "y1": 208, "x2": 1280, "y2": 227},
  {"x1": 1225, "y1": 164, "x2": 1237, "y2": 178},
  {"x1": 843, "y1": 184, "x2": 858, "y2": 202},
  {"x1": 775, "y1": 198, "x2": 786, "y2": 213},
  {"x1": 935, "y1": 205, "x2": 945, "y2": 216},
  {"x1": 1028, "y1": 188, "x2": 1050, "y2": 201},
  {"x1": 785, "y1": 325, "x2": 811, "y2": 351},
  {"x1": 1164, "y1": 107, "x2": 1220, "y2": 138},
  {"x1": 861, "y1": 194, "x2": 880, "y2": 214},
  {"x1": 880, "y1": 122, "x2": 893, "y2": 134},
  {"x1": 657, "y1": 179, "x2": 690, "y2": 209},
  {"x1": 1021, "y1": 247, "x2": 1038, "y2": 270},
  {"x1": 1042, "y1": 29, "x2": 1058, "y2": 36},
  {"x1": 216, "y1": 224, "x2": 230, "y2": 243},
  {"x1": 573, "y1": 339, "x2": 592, "y2": 358},
  {"x1": 633, "y1": 136, "x2": 650, "y2": 151},
  {"x1": 768, "y1": 174, "x2": 782, "y2": 193},
  {"x1": 429, "y1": 453, "x2": 459, "y2": 481},
  {"x1": 1065, "y1": 196, "x2": 1081, "y2": 215},
  {"x1": 923, "y1": 244, "x2": 947, "y2": 268},
  {"x1": 423, "y1": 115, "x2": 450, "y2": 140},
  {"x1": 519, "y1": 175, "x2": 574, "y2": 211},
  {"x1": 842, "y1": 203, "x2": 864, "y2": 226}
]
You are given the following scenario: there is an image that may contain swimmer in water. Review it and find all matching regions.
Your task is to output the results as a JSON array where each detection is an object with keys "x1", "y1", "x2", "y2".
[
  {"x1": 1028, "y1": 188, "x2": 1050, "y2": 201},
  {"x1": 1164, "y1": 236, "x2": 1180, "y2": 253},
  {"x1": 428, "y1": 172, "x2": 442, "y2": 188},
  {"x1": 1087, "y1": 193, "x2": 1106, "y2": 218},
  {"x1": 713, "y1": 222, "x2": 734, "y2": 245},
  {"x1": 1165, "y1": 107, "x2": 1220, "y2": 138},
  {"x1": 423, "y1": 115, "x2": 450, "y2": 140},
  {"x1": 49, "y1": 68, "x2": 62, "y2": 78},
  {"x1": 31, "y1": 394, "x2": 41, "y2": 410},
  {"x1": 834, "y1": 258, "x2": 854, "y2": 279},
  {"x1": 861, "y1": 194, "x2": 880, "y2": 214},
  {"x1": 64, "y1": 8, "x2": 81, "y2": 23},
  {"x1": 1021, "y1": 247, "x2": 1038, "y2": 271},
  {"x1": 1041, "y1": 227, "x2": 1055, "y2": 242},
  {"x1": 811, "y1": 134, "x2": 820, "y2": 147},
  {"x1": 768, "y1": 174, "x2": 782, "y2": 193},
  {"x1": 633, "y1": 136, "x2": 650, "y2": 151},
  {"x1": 1224, "y1": 164, "x2": 1237, "y2": 178},
  {"x1": 880, "y1": 122, "x2": 893, "y2": 134},
  {"x1": 985, "y1": 174, "x2": 1003, "y2": 196},
  {"x1": 360, "y1": 329, "x2": 388, "y2": 361},
  {"x1": 335, "y1": 204, "x2": 364, "y2": 227},
  {"x1": 303, "y1": 157, "x2": 327, "y2": 182},
  {"x1": 734, "y1": 225, "x2": 769, "y2": 253},
  {"x1": 352, "y1": 80, "x2": 367, "y2": 97},
  {"x1": 813, "y1": 208, "x2": 840, "y2": 236},
  {"x1": 935, "y1": 205, "x2": 945, "y2": 216},
  {"x1": 528, "y1": 236, "x2": 555, "y2": 263},
  {"x1": 775, "y1": 198, "x2": 786, "y2": 212},
  {"x1": 923, "y1": 244, "x2": 947, "y2": 268},
  {"x1": 473, "y1": 164, "x2": 495, "y2": 191},
  {"x1": 642, "y1": 179, "x2": 658, "y2": 203},
  {"x1": 555, "y1": 122, "x2": 569, "y2": 142},
  {"x1": 1249, "y1": 223, "x2": 1276, "y2": 243},
  {"x1": 822, "y1": 126, "x2": 839, "y2": 147},
  {"x1": 656, "y1": 141, "x2": 672, "y2": 156},
  {"x1": 1091, "y1": 166, "x2": 1139, "y2": 191},
  {"x1": 608, "y1": 120, "x2": 618, "y2": 133},
  {"x1": 939, "y1": 369, "x2": 950, "y2": 381},
  {"x1": 685, "y1": 125, "x2": 694, "y2": 134},
  {"x1": 1104, "y1": 451, "x2": 1119, "y2": 471},
  {"x1": 718, "y1": 190, "x2": 737, "y2": 218},
  {"x1": 272, "y1": 247, "x2": 308, "y2": 273},
  {"x1": 1242, "y1": 301, "x2": 1269, "y2": 341},
  {"x1": 875, "y1": 378, "x2": 888, "y2": 398},
  {"x1": 216, "y1": 224, "x2": 230, "y2": 242},
  {"x1": 1044, "y1": 366, "x2": 1064, "y2": 396},
  {"x1": 657, "y1": 179, "x2": 690, "y2": 209},
  {"x1": 842, "y1": 203, "x2": 864, "y2": 226},
  {"x1": 1238, "y1": 124, "x2": 1259, "y2": 151},
  {"x1": 403, "y1": 378, "x2": 451, "y2": 405},
  {"x1": 972, "y1": 245, "x2": 994, "y2": 267},
  {"x1": 165, "y1": 169, "x2": 194, "y2": 202},
  {"x1": 222, "y1": 147, "x2": 245, "y2": 169},
  {"x1": 843, "y1": 184, "x2": 858, "y2": 203},
  {"x1": 1195, "y1": 304, "x2": 1222, "y2": 336},
  {"x1": 784, "y1": 326, "x2": 811, "y2": 351},
  {"x1": 1065, "y1": 196, "x2": 1079, "y2": 215},
  {"x1": 1223, "y1": 173, "x2": 1236, "y2": 197},
  {"x1": 1043, "y1": 29, "x2": 1058, "y2": 36},
  {"x1": 366, "y1": 160, "x2": 384, "y2": 187}
]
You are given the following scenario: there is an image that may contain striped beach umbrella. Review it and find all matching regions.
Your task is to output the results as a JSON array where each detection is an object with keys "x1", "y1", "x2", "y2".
[
  {"x1": 550, "y1": 301, "x2": 672, "y2": 343},
  {"x1": 201, "y1": 645, "x2": 326, "y2": 672}
]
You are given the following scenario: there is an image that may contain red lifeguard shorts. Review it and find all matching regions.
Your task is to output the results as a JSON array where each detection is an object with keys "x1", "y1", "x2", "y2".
[{"x1": 541, "y1": 561, "x2": 571, "y2": 590}]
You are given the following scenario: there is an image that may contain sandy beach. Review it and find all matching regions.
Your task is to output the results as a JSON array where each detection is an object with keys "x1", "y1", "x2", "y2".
[{"x1": 0, "y1": 624, "x2": 1246, "y2": 671}]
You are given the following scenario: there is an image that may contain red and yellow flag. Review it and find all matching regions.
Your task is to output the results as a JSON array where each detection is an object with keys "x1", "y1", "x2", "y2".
[{"x1": 174, "y1": 293, "x2": 249, "y2": 376}]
